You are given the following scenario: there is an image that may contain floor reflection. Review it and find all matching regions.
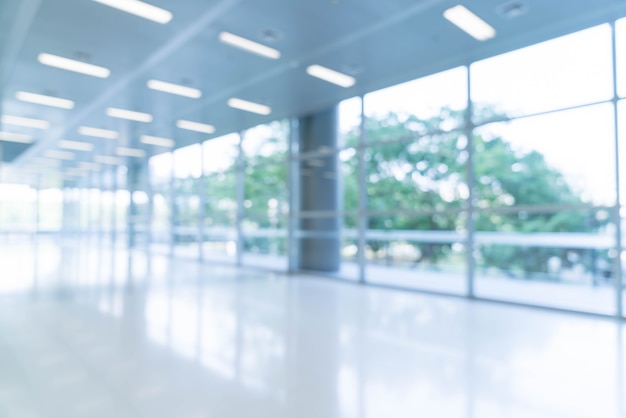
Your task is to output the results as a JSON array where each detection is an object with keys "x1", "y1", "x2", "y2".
[{"x1": 0, "y1": 235, "x2": 624, "y2": 418}]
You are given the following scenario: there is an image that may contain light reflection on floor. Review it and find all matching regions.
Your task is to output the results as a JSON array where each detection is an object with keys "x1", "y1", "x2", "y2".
[{"x1": 0, "y1": 235, "x2": 624, "y2": 418}]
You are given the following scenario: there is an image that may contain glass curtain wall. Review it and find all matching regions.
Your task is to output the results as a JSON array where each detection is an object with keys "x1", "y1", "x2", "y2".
[
  {"x1": 469, "y1": 24, "x2": 616, "y2": 313},
  {"x1": 241, "y1": 121, "x2": 289, "y2": 270},
  {"x1": 149, "y1": 152, "x2": 173, "y2": 254},
  {"x1": 362, "y1": 66, "x2": 469, "y2": 293},
  {"x1": 143, "y1": 18, "x2": 626, "y2": 316},
  {"x1": 172, "y1": 144, "x2": 202, "y2": 258},
  {"x1": 202, "y1": 133, "x2": 239, "y2": 263}
]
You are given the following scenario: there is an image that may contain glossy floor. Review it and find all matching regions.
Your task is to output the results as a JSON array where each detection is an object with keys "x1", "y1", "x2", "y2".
[{"x1": 0, "y1": 236, "x2": 625, "y2": 418}]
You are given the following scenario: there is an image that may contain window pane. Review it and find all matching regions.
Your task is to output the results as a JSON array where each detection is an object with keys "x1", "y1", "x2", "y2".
[
  {"x1": 366, "y1": 131, "x2": 468, "y2": 212},
  {"x1": 173, "y1": 144, "x2": 202, "y2": 179},
  {"x1": 204, "y1": 133, "x2": 239, "y2": 174},
  {"x1": 242, "y1": 120, "x2": 288, "y2": 165},
  {"x1": 473, "y1": 103, "x2": 616, "y2": 208},
  {"x1": 471, "y1": 24, "x2": 613, "y2": 122},
  {"x1": 365, "y1": 213, "x2": 467, "y2": 294},
  {"x1": 364, "y1": 66, "x2": 468, "y2": 138},
  {"x1": 474, "y1": 208, "x2": 616, "y2": 315},
  {"x1": 203, "y1": 170, "x2": 237, "y2": 263}
]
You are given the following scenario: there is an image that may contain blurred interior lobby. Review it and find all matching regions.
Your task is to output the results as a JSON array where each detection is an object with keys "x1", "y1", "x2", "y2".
[{"x1": 1, "y1": 0, "x2": 626, "y2": 417}]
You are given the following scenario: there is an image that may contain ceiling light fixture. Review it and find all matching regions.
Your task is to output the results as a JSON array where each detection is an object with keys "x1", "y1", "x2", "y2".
[
  {"x1": 443, "y1": 5, "x2": 496, "y2": 41},
  {"x1": 306, "y1": 64, "x2": 356, "y2": 88},
  {"x1": 0, "y1": 131, "x2": 34, "y2": 144},
  {"x1": 79, "y1": 162, "x2": 101, "y2": 171},
  {"x1": 219, "y1": 31, "x2": 281, "y2": 59},
  {"x1": 16, "y1": 91, "x2": 75, "y2": 109},
  {"x1": 106, "y1": 107, "x2": 153, "y2": 122},
  {"x1": 35, "y1": 158, "x2": 61, "y2": 166},
  {"x1": 176, "y1": 119, "x2": 215, "y2": 134},
  {"x1": 37, "y1": 53, "x2": 111, "y2": 78},
  {"x1": 91, "y1": 0, "x2": 172, "y2": 24},
  {"x1": 116, "y1": 147, "x2": 146, "y2": 157},
  {"x1": 44, "y1": 150, "x2": 75, "y2": 160},
  {"x1": 1, "y1": 115, "x2": 50, "y2": 129},
  {"x1": 140, "y1": 135, "x2": 174, "y2": 147},
  {"x1": 227, "y1": 98, "x2": 271, "y2": 115},
  {"x1": 59, "y1": 140, "x2": 95, "y2": 151},
  {"x1": 147, "y1": 79, "x2": 202, "y2": 98},
  {"x1": 94, "y1": 155, "x2": 124, "y2": 165},
  {"x1": 78, "y1": 126, "x2": 119, "y2": 139}
]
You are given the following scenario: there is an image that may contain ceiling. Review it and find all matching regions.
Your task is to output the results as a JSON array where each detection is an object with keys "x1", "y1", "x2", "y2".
[{"x1": 1, "y1": 0, "x2": 625, "y2": 186}]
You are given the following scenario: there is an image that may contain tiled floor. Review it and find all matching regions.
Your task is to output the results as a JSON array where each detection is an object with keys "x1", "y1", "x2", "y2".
[{"x1": 0, "y1": 236, "x2": 625, "y2": 418}]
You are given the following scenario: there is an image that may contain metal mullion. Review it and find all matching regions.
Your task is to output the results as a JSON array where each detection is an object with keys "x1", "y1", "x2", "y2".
[
  {"x1": 287, "y1": 117, "x2": 299, "y2": 273},
  {"x1": 611, "y1": 21, "x2": 623, "y2": 318},
  {"x1": 358, "y1": 95, "x2": 367, "y2": 283},
  {"x1": 168, "y1": 157, "x2": 175, "y2": 257},
  {"x1": 360, "y1": 126, "x2": 466, "y2": 150},
  {"x1": 475, "y1": 203, "x2": 612, "y2": 215},
  {"x1": 198, "y1": 144, "x2": 207, "y2": 262},
  {"x1": 473, "y1": 98, "x2": 615, "y2": 130},
  {"x1": 236, "y1": 131, "x2": 245, "y2": 266},
  {"x1": 466, "y1": 65, "x2": 476, "y2": 299}
]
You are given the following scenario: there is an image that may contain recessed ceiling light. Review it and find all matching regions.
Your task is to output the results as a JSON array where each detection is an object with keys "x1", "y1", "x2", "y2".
[
  {"x1": 116, "y1": 147, "x2": 146, "y2": 157},
  {"x1": 443, "y1": 5, "x2": 496, "y2": 41},
  {"x1": 306, "y1": 65, "x2": 356, "y2": 88},
  {"x1": 0, "y1": 131, "x2": 34, "y2": 144},
  {"x1": 176, "y1": 119, "x2": 215, "y2": 134},
  {"x1": 227, "y1": 98, "x2": 271, "y2": 115},
  {"x1": 79, "y1": 162, "x2": 101, "y2": 171},
  {"x1": 140, "y1": 135, "x2": 174, "y2": 147},
  {"x1": 35, "y1": 158, "x2": 61, "y2": 167},
  {"x1": 44, "y1": 150, "x2": 75, "y2": 160},
  {"x1": 16, "y1": 91, "x2": 75, "y2": 109},
  {"x1": 106, "y1": 107, "x2": 153, "y2": 123},
  {"x1": 37, "y1": 53, "x2": 111, "y2": 78},
  {"x1": 147, "y1": 79, "x2": 202, "y2": 98},
  {"x1": 59, "y1": 140, "x2": 94, "y2": 151},
  {"x1": 91, "y1": 0, "x2": 172, "y2": 24},
  {"x1": 219, "y1": 32, "x2": 281, "y2": 59},
  {"x1": 94, "y1": 155, "x2": 124, "y2": 165},
  {"x1": 78, "y1": 126, "x2": 119, "y2": 139},
  {"x1": 1, "y1": 115, "x2": 50, "y2": 129}
]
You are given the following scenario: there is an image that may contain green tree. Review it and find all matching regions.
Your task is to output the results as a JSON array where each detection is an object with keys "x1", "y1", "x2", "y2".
[{"x1": 342, "y1": 107, "x2": 601, "y2": 278}]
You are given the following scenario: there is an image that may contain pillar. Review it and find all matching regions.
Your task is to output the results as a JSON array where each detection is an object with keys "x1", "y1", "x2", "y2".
[{"x1": 298, "y1": 105, "x2": 340, "y2": 272}]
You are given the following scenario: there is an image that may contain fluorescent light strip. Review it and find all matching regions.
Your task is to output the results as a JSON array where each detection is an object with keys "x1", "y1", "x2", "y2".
[
  {"x1": 443, "y1": 5, "x2": 496, "y2": 41},
  {"x1": 227, "y1": 98, "x2": 271, "y2": 115},
  {"x1": 106, "y1": 107, "x2": 153, "y2": 122},
  {"x1": 16, "y1": 91, "x2": 75, "y2": 109},
  {"x1": 38, "y1": 53, "x2": 110, "y2": 78},
  {"x1": 91, "y1": 0, "x2": 172, "y2": 24},
  {"x1": 78, "y1": 126, "x2": 119, "y2": 139},
  {"x1": 59, "y1": 140, "x2": 94, "y2": 151},
  {"x1": 94, "y1": 155, "x2": 124, "y2": 165},
  {"x1": 116, "y1": 147, "x2": 146, "y2": 157},
  {"x1": 79, "y1": 162, "x2": 101, "y2": 171},
  {"x1": 35, "y1": 158, "x2": 61, "y2": 167},
  {"x1": 147, "y1": 80, "x2": 202, "y2": 98},
  {"x1": 0, "y1": 131, "x2": 34, "y2": 144},
  {"x1": 176, "y1": 119, "x2": 215, "y2": 134},
  {"x1": 140, "y1": 135, "x2": 174, "y2": 147},
  {"x1": 219, "y1": 32, "x2": 281, "y2": 60},
  {"x1": 305, "y1": 65, "x2": 356, "y2": 88},
  {"x1": 1, "y1": 115, "x2": 50, "y2": 129},
  {"x1": 44, "y1": 150, "x2": 74, "y2": 160}
]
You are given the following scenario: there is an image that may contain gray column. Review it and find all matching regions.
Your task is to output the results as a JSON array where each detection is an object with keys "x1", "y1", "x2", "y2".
[
  {"x1": 298, "y1": 105, "x2": 340, "y2": 272},
  {"x1": 127, "y1": 161, "x2": 141, "y2": 249}
]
